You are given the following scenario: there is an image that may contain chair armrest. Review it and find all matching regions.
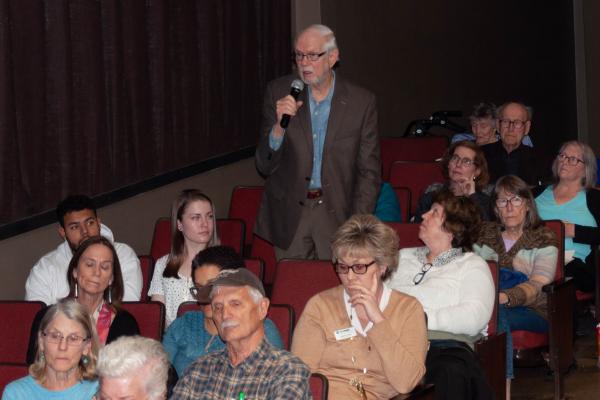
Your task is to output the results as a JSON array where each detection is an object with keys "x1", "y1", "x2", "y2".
[
  {"x1": 475, "y1": 332, "x2": 506, "y2": 400},
  {"x1": 543, "y1": 278, "x2": 575, "y2": 374}
]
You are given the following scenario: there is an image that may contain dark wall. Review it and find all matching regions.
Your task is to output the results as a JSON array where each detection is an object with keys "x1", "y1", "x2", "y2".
[{"x1": 321, "y1": 1, "x2": 577, "y2": 161}]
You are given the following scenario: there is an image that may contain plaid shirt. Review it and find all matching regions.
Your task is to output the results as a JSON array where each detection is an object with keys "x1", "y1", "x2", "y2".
[{"x1": 171, "y1": 338, "x2": 312, "y2": 400}]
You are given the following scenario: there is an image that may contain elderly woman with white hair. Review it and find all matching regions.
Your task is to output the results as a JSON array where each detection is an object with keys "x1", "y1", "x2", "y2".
[
  {"x1": 3, "y1": 299, "x2": 99, "y2": 400},
  {"x1": 95, "y1": 335, "x2": 169, "y2": 400},
  {"x1": 534, "y1": 140, "x2": 600, "y2": 293}
]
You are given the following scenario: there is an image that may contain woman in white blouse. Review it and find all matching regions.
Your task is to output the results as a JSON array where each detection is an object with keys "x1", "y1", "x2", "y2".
[
  {"x1": 148, "y1": 189, "x2": 219, "y2": 327},
  {"x1": 387, "y1": 189, "x2": 494, "y2": 400}
]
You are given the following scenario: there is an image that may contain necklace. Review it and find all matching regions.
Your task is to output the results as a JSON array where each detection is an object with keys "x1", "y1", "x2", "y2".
[{"x1": 349, "y1": 351, "x2": 369, "y2": 400}]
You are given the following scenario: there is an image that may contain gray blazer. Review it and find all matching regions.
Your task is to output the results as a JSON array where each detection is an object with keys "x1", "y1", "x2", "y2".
[{"x1": 255, "y1": 74, "x2": 381, "y2": 249}]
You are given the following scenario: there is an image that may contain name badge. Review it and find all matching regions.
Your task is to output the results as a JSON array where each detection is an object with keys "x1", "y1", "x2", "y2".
[{"x1": 334, "y1": 327, "x2": 357, "y2": 341}]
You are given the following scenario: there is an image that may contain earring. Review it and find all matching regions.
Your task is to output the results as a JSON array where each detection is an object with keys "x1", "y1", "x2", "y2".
[
  {"x1": 81, "y1": 354, "x2": 90, "y2": 366},
  {"x1": 108, "y1": 285, "x2": 112, "y2": 304},
  {"x1": 40, "y1": 351, "x2": 45, "y2": 362},
  {"x1": 74, "y1": 282, "x2": 78, "y2": 298}
]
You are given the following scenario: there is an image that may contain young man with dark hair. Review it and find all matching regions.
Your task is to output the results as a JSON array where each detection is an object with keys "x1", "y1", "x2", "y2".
[{"x1": 25, "y1": 195, "x2": 142, "y2": 304}]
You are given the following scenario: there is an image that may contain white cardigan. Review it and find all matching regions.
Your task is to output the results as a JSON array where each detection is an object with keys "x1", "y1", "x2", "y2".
[{"x1": 387, "y1": 248, "x2": 494, "y2": 337}]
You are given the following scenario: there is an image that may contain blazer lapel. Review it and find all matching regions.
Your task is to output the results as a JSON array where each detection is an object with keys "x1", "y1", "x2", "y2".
[
  {"x1": 323, "y1": 77, "x2": 347, "y2": 156},
  {"x1": 297, "y1": 87, "x2": 313, "y2": 155}
]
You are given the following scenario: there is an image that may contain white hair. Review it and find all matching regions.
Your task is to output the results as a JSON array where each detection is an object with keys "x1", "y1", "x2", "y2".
[
  {"x1": 210, "y1": 285, "x2": 265, "y2": 305},
  {"x1": 97, "y1": 336, "x2": 169, "y2": 400},
  {"x1": 299, "y1": 24, "x2": 338, "y2": 52}
]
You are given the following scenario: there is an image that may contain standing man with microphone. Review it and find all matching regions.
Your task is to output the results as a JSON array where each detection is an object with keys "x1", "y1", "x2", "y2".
[{"x1": 255, "y1": 24, "x2": 381, "y2": 260}]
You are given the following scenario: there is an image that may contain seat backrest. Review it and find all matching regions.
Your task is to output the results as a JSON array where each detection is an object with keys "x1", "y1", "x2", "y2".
[
  {"x1": 216, "y1": 218, "x2": 245, "y2": 254},
  {"x1": 0, "y1": 363, "x2": 29, "y2": 394},
  {"x1": 392, "y1": 186, "x2": 411, "y2": 222},
  {"x1": 271, "y1": 260, "x2": 339, "y2": 324},
  {"x1": 250, "y1": 235, "x2": 278, "y2": 285},
  {"x1": 381, "y1": 136, "x2": 448, "y2": 180},
  {"x1": 309, "y1": 372, "x2": 329, "y2": 400},
  {"x1": 267, "y1": 304, "x2": 295, "y2": 350},
  {"x1": 385, "y1": 222, "x2": 423, "y2": 249},
  {"x1": 150, "y1": 217, "x2": 171, "y2": 261},
  {"x1": 177, "y1": 301, "x2": 202, "y2": 318},
  {"x1": 486, "y1": 260, "x2": 499, "y2": 335},
  {"x1": 244, "y1": 258, "x2": 265, "y2": 283},
  {"x1": 0, "y1": 301, "x2": 45, "y2": 364},
  {"x1": 120, "y1": 301, "x2": 165, "y2": 341},
  {"x1": 138, "y1": 255, "x2": 155, "y2": 302},
  {"x1": 228, "y1": 186, "x2": 264, "y2": 246},
  {"x1": 542, "y1": 220, "x2": 565, "y2": 280},
  {"x1": 389, "y1": 161, "x2": 445, "y2": 215}
]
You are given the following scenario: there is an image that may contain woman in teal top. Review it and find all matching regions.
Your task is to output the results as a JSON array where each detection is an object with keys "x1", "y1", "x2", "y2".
[
  {"x1": 534, "y1": 140, "x2": 600, "y2": 292},
  {"x1": 2, "y1": 299, "x2": 98, "y2": 400},
  {"x1": 162, "y1": 245, "x2": 283, "y2": 377}
]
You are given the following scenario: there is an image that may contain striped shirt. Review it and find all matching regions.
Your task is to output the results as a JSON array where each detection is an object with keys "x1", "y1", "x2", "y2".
[{"x1": 171, "y1": 338, "x2": 312, "y2": 400}]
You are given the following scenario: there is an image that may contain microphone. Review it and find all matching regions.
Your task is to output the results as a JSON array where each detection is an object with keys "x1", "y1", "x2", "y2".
[{"x1": 280, "y1": 79, "x2": 305, "y2": 129}]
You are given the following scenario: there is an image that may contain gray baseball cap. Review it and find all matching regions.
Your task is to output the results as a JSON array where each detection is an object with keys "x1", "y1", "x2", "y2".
[{"x1": 192, "y1": 268, "x2": 265, "y2": 303}]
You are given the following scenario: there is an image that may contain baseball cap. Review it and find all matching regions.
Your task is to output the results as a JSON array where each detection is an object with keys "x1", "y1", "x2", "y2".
[{"x1": 192, "y1": 268, "x2": 265, "y2": 303}]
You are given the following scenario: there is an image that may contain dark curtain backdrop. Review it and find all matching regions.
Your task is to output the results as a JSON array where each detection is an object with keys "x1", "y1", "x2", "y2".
[{"x1": 0, "y1": 0, "x2": 291, "y2": 224}]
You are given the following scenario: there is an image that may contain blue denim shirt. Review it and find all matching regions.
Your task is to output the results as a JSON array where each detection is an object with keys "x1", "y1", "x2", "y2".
[{"x1": 269, "y1": 75, "x2": 336, "y2": 189}]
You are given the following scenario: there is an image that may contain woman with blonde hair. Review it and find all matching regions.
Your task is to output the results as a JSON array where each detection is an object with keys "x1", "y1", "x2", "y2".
[
  {"x1": 149, "y1": 189, "x2": 219, "y2": 327},
  {"x1": 292, "y1": 214, "x2": 428, "y2": 399},
  {"x1": 3, "y1": 299, "x2": 99, "y2": 399}
]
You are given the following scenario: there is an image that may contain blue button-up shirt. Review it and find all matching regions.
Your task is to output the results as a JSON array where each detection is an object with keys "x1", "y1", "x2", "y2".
[{"x1": 269, "y1": 75, "x2": 336, "y2": 189}]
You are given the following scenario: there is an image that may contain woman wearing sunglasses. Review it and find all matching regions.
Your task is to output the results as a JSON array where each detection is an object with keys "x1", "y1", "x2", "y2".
[
  {"x1": 292, "y1": 214, "x2": 428, "y2": 399},
  {"x1": 388, "y1": 189, "x2": 494, "y2": 400},
  {"x1": 533, "y1": 141, "x2": 599, "y2": 294},
  {"x1": 474, "y1": 175, "x2": 558, "y2": 398}
]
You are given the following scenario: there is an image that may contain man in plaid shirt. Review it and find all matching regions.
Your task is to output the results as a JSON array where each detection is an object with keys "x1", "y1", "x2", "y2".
[{"x1": 171, "y1": 268, "x2": 312, "y2": 399}]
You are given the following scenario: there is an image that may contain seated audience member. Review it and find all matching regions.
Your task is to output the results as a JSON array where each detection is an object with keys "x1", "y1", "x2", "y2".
[
  {"x1": 292, "y1": 214, "x2": 428, "y2": 399},
  {"x1": 481, "y1": 102, "x2": 541, "y2": 185},
  {"x1": 388, "y1": 190, "x2": 495, "y2": 400},
  {"x1": 3, "y1": 299, "x2": 99, "y2": 400},
  {"x1": 171, "y1": 268, "x2": 311, "y2": 399},
  {"x1": 413, "y1": 140, "x2": 491, "y2": 222},
  {"x1": 26, "y1": 195, "x2": 142, "y2": 305},
  {"x1": 451, "y1": 102, "x2": 533, "y2": 147},
  {"x1": 534, "y1": 141, "x2": 599, "y2": 293},
  {"x1": 163, "y1": 245, "x2": 283, "y2": 377},
  {"x1": 95, "y1": 336, "x2": 169, "y2": 400},
  {"x1": 149, "y1": 189, "x2": 219, "y2": 328},
  {"x1": 28, "y1": 236, "x2": 139, "y2": 364},
  {"x1": 474, "y1": 175, "x2": 558, "y2": 396}
]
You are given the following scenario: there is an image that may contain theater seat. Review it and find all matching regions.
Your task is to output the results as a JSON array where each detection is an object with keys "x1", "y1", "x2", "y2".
[
  {"x1": 121, "y1": 301, "x2": 165, "y2": 341},
  {"x1": 385, "y1": 222, "x2": 423, "y2": 249},
  {"x1": 388, "y1": 161, "x2": 444, "y2": 216},
  {"x1": 380, "y1": 136, "x2": 448, "y2": 181},
  {"x1": 228, "y1": 186, "x2": 264, "y2": 253},
  {"x1": 0, "y1": 301, "x2": 45, "y2": 364},
  {"x1": 0, "y1": 363, "x2": 29, "y2": 394},
  {"x1": 138, "y1": 255, "x2": 155, "y2": 302},
  {"x1": 270, "y1": 260, "x2": 339, "y2": 324},
  {"x1": 309, "y1": 372, "x2": 329, "y2": 400}
]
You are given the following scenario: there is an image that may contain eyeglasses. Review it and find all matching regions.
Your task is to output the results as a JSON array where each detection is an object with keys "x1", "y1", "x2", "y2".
[
  {"x1": 42, "y1": 330, "x2": 89, "y2": 346},
  {"x1": 495, "y1": 195, "x2": 524, "y2": 208},
  {"x1": 413, "y1": 263, "x2": 433, "y2": 285},
  {"x1": 449, "y1": 154, "x2": 476, "y2": 167},
  {"x1": 499, "y1": 119, "x2": 527, "y2": 130},
  {"x1": 334, "y1": 260, "x2": 376, "y2": 275},
  {"x1": 294, "y1": 51, "x2": 326, "y2": 62},
  {"x1": 556, "y1": 153, "x2": 584, "y2": 166}
]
